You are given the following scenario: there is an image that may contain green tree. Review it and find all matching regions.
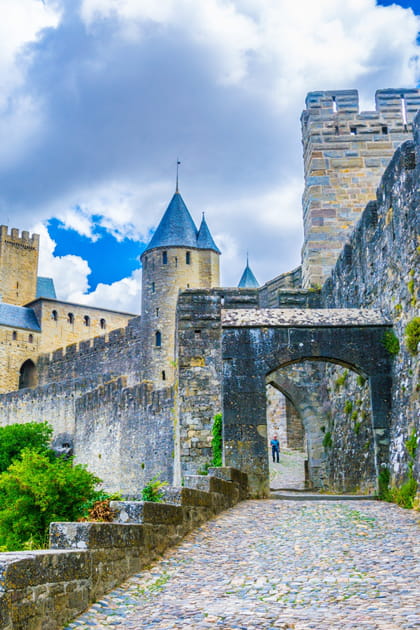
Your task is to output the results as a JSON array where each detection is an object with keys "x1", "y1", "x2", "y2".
[
  {"x1": 0, "y1": 422, "x2": 52, "y2": 473},
  {"x1": 211, "y1": 413, "x2": 223, "y2": 467},
  {"x1": 0, "y1": 449, "x2": 100, "y2": 550}
]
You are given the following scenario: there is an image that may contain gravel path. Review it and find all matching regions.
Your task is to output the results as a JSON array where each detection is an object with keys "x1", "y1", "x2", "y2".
[{"x1": 65, "y1": 499, "x2": 420, "y2": 630}]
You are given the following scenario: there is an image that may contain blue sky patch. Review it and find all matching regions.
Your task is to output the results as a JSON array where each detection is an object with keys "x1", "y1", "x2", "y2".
[{"x1": 48, "y1": 217, "x2": 145, "y2": 292}]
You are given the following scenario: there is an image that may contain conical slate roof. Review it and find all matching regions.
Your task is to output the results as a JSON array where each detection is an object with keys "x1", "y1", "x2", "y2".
[
  {"x1": 238, "y1": 261, "x2": 259, "y2": 288},
  {"x1": 197, "y1": 215, "x2": 221, "y2": 253},
  {"x1": 144, "y1": 192, "x2": 198, "y2": 252},
  {"x1": 144, "y1": 191, "x2": 220, "y2": 254}
]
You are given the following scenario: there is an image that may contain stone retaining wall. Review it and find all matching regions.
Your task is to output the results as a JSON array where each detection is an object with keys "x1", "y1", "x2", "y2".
[{"x1": 0, "y1": 468, "x2": 247, "y2": 630}]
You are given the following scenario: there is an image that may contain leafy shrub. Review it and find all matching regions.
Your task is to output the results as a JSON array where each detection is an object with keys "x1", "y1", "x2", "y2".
[
  {"x1": 0, "y1": 422, "x2": 52, "y2": 473},
  {"x1": 381, "y1": 330, "x2": 400, "y2": 355},
  {"x1": 211, "y1": 413, "x2": 223, "y2": 467},
  {"x1": 356, "y1": 374, "x2": 366, "y2": 387},
  {"x1": 0, "y1": 449, "x2": 100, "y2": 550},
  {"x1": 322, "y1": 431, "x2": 332, "y2": 449},
  {"x1": 405, "y1": 317, "x2": 420, "y2": 355},
  {"x1": 141, "y1": 476, "x2": 168, "y2": 502},
  {"x1": 344, "y1": 400, "x2": 353, "y2": 415},
  {"x1": 378, "y1": 430, "x2": 418, "y2": 509},
  {"x1": 334, "y1": 369, "x2": 348, "y2": 390}
]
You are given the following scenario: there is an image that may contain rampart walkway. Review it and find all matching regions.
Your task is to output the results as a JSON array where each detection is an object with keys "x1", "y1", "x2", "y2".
[{"x1": 66, "y1": 499, "x2": 420, "y2": 630}]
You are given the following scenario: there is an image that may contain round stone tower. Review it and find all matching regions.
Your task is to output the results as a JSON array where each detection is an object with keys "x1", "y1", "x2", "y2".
[{"x1": 140, "y1": 190, "x2": 220, "y2": 385}]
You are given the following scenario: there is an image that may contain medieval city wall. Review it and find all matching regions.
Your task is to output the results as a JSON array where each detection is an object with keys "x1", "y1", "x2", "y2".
[
  {"x1": 322, "y1": 131, "x2": 420, "y2": 486},
  {"x1": 74, "y1": 378, "x2": 174, "y2": 495},
  {"x1": 36, "y1": 316, "x2": 143, "y2": 386}
]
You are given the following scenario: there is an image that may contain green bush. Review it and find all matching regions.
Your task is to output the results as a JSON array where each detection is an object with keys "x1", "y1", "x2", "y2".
[
  {"x1": 334, "y1": 369, "x2": 348, "y2": 390},
  {"x1": 405, "y1": 317, "x2": 420, "y2": 355},
  {"x1": 0, "y1": 422, "x2": 52, "y2": 473},
  {"x1": 381, "y1": 330, "x2": 400, "y2": 356},
  {"x1": 344, "y1": 400, "x2": 353, "y2": 415},
  {"x1": 0, "y1": 449, "x2": 100, "y2": 550},
  {"x1": 211, "y1": 413, "x2": 223, "y2": 467},
  {"x1": 322, "y1": 431, "x2": 332, "y2": 449},
  {"x1": 141, "y1": 476, "x2": 168, "y2": 502}
]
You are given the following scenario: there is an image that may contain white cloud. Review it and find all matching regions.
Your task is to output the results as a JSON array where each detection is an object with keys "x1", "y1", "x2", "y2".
[
  {"x1": 67, "y1": 269, "x2": 141, "y2": 314},
  {"x1": 80, "y1": 0, "x2": 420, "y2": 109},
  {"x1": 0, "y1": 0, "x2": 59, "y2": 106},
  {"x1": 32, "y1": 222, "x2": 91, "y2": 299}
]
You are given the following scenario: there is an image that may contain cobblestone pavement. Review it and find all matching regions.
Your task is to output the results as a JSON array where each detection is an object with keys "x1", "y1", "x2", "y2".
[
  {"x1": 66, "y1": 499, "x2": 420, "y2": 630},
  {"x1": 270, "y1": 449, "x2": 306, "y2": 490}
]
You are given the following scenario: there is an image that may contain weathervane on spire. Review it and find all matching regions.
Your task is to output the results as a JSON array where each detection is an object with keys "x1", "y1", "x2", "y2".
[{"x1": 176, "y1": 159, "x2": 181, "y2": 193}]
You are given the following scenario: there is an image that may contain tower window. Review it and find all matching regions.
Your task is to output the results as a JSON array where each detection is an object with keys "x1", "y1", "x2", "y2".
[
  {"x1": 332, "y1": 95, "x2": 337, "y2": 113},
  {"x1": 100, "y1": 318, "x2": 106, "y2": 330},
  {"x1": 84, "y1": 315, "x2": 90, "y2": 327},
  {"x1": 162, "y1": 370, "x2": 166, "y2": 381},
  {"x1": 350, "y1": 126, "x2": 357, "y2": 135},
  {"x1": 68, "y1": 313, "x2": 74, "y2": 324},
  {"x1": 186, "y1": 251, "x2": 191, "y2": 265},
  {"x1": 175, "y1": 257, "x2": 178, "y2": 267},
  {"x1": 162, "y1": 251, "x2": 168, "y2": 265},
  {"x1": 155, "y1": 331, "x2": 162, "y2": 347},
  {"x1": 382, "y1": 126, "x2": 388, "y2": 135},
  {"x1": 28, "y1": 334, "x2": 33, "y2": 343},
  {"x1": 12, "y1": 331, "x2": 17, "y2": 341},
  {"x1": 151, "y1": 282, "x2": 155, "y2": 293},
  {"x1": 156, "y1": 307, "x2": 159, "y2": 317},
  {"x1": 51, "y1": 310, "x2": 58, "y2": 321}
]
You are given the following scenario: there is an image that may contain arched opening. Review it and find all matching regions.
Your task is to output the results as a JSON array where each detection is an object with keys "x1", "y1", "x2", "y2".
[
  {"x1": 51, "y1": 310, "x2": 58, "y2": 321},
  {"x1": 266, "y1": 358, "x2": 375, "y2": 494},
  {"x1": 100, "y1": 318, "x2": 106, "y2": 330},
  {"x1": 221, "y1": 320, "x2": 391, "y2": 497},
  {"x1": 266, "y1": 383, "x2": 307, "y2": 491},
  {"x1": 19, "y1": 359, "x2": 37, "y2": 389},
  {"x1": 155, "y1": 331, "x2": 162, "y2": 347},
  {"x1": 67, "y1": 312, "x2": 74, "y2": 324},
  {"x1": 84, "y1": 315, "x2": 90, "y2": 327}
]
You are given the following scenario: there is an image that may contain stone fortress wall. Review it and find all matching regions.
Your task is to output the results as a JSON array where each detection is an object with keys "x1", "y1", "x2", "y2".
[
  {"x1": 301, "y1": 88, "x2": 420, "y2": 288},
  {"x1": 28, "y1": 298, "x2": 135, "y2": 355}
]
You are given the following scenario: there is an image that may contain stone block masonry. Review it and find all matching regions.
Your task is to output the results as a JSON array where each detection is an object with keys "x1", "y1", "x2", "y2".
[
  {"x1": 322, "y1": 127, "x2": 420, "y2": 488},
  {"x1": 0, "y1": 468, "x2": 248, "y2": 630},
  {"x1": 0, "y1": 226, "x2": 39, "y2": 306},
  {"x1": 301, "y1": 88, "x2": 420, "y2": 288}
]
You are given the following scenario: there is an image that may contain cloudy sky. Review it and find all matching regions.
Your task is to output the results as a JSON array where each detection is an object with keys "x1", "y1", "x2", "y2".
[{"x1": 1, "y1": 0, "x2": 419, "y2": 314}]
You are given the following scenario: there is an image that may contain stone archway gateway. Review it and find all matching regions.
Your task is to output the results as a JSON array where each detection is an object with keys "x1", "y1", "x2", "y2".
[{"x1": 222, "y1": 309, "x2": 393, "y2": 497}]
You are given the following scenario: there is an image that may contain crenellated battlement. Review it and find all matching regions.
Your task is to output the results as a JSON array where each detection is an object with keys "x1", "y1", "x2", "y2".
[
  {"x1": 302, "y1": 88, "x2": 420, "y2": 124},
  {"x1": 37, "y1": 317, "x2": 144, "y2": 386},
  {"x1": 0, "y1": 225, "x2": 40, "y2": 248}
]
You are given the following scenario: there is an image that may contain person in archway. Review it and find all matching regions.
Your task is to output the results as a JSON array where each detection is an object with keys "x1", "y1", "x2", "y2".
[{"x1": 271, "y1": 435, "x2": 280, "y2": 463}]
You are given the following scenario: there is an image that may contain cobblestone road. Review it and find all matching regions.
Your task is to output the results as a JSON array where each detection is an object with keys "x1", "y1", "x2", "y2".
[{"x1": 66, "y1": 499, "x2": 420, "y2": 630}]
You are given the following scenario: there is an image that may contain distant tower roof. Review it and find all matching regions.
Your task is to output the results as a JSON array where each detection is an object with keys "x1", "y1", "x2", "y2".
[
  {"x1": 238, "y1": 257, "x2": 259, "y2": 288},
  {"x1": 36, "y1": 277, "x2": 57, "y2": 300},
  {"x1": 143, "y1": 191, "x2": 220, "y2": 255},
  {"x1": 197, "y1": 214, "x2": 221, "y2": 254}
]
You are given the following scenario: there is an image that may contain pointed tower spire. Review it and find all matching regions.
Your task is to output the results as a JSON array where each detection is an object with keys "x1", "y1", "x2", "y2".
[
  {"x1": 143, "y1": 192, "x2": 198, "y2": 253},
  {"x1": 197, "y1": 213, "x2": 221, "y2": 254},
  {"x1": 238, "y1": 255, "x2": 259, "y2": 288},
  {"x1": 176, "y1": 159, "x2": 181, "y2": 193}
]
